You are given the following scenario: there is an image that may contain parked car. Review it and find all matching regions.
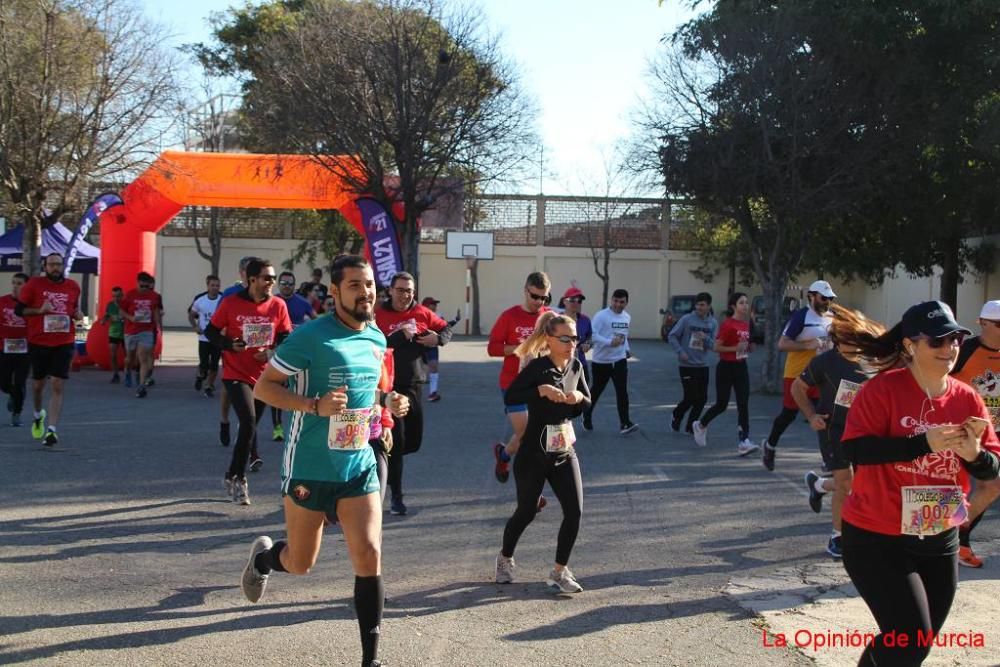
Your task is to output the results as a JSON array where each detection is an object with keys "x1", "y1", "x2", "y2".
[
  {"x1": 659, "y1": 294, "x2": 699, "y2": 342},
  {"x1": 750, "y1": 294, "x2": 800, "y2": 343}
]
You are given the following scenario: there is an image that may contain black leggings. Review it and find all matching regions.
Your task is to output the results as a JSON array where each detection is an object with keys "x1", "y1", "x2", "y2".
[
  {"x1": 0, "y1": 353, "x2": 31, "y2": 414},
  {"x1": 842, "y1": 521, "x2": 958, "y2": 667},
  {"x1": 586, "y1": 359, "x2": 630, "y2": 425},
  {"x1": 674, "y1": 366, "x2": 709, "y2": 429},
  {"x1": 388, "y1": 386, "x2": 423, "y2": 499},
  {"x1": 502, "y1": 451, "x2": 583, "y2": 566},
  {"x1": 224, "y1": 380, "x2": 265, "y2": 480},
  {"x1": 371, "y1": 438, "x2": 388, "y2": 505},
  {"x1": 767, "y1": 407, "x2": 799, "y2": 448},
  {"x1": 699, "y1": 360, "x2": 750, "y2": 440}
]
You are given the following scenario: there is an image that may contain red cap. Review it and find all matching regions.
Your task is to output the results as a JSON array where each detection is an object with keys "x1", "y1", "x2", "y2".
[
  {"x1": 421, "y1": 297, "x2": 440, "y2": 307},
  {"x1": 562, "y1": 287, "x2": 585, "y2": 300}
]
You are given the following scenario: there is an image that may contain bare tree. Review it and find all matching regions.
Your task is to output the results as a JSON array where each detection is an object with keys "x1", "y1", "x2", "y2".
[{"x1": 0, "y1": 0, "x2": 179, "y2": 272}]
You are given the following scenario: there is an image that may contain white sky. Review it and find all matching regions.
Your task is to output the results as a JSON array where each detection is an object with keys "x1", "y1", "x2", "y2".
[{"x1": 142, "y1": 0, "x2": 692, "y2": 195}]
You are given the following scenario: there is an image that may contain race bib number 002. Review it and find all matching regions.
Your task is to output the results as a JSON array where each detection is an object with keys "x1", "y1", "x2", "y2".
[
  {"x1": 834, "y1": 379, "x2": 862, "y2": 409},
  {"x1": 328, "y1": 407, "x2": 372, "y2": 450},
  {"x1": 901, "y1": 485, "x2": 966, "y2": 537},
  {"x1": 242, "y1": 322, "x2": 274, "y2": 348},
  {"x1": 43, "y1": 314, "x2": 70, "y2": 333},
  {"x1": 545, "y1": 422, "x2": 576, "y2": 453},
  {"x1": 3, "y1": 338, "x2": 27, "y2": 354}
]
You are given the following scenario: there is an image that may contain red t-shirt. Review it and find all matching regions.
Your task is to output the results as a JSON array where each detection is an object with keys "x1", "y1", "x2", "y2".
[
  {"x1": 375, "y1": 303, "x2": 449, "y2": 338},
  {"x1": 18, "y1": 276, "x2": 81, "y2": 347},
  {"x1": 842, "y1": 368, "x2": 1000, "y2": 536},
  {"x1": 716, "y1": 317, "x2": 750, "y2": 362},
  {"x1": 210, "y1": 293, "x2": 292, "y2": 385},
  {"x1": 120, "y1": 288, "x2": 163, "y2": 335},
  {"x1": 487, "y1": 305, "x2": 550, "y2": 390},
  {"x1": 0, "y1": 294, "x2": 28, "y2": 352}
]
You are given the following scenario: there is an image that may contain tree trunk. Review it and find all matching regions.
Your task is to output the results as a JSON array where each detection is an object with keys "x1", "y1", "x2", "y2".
[
  {"x1": 209, "y1": 208, "x2": 223, "y2": 277},
  {"x1": 21, "y1": 211, "x2": 42, "y2": 276},
  {"x1": 760, "y1": 277, "x2": 788, "y2": 394},
  {"x1": 939, "y1": 233, "x2": 960, "y2": 315},
  {"x1": 471, "y1": 258, "x2": 481, "y2": 335}
]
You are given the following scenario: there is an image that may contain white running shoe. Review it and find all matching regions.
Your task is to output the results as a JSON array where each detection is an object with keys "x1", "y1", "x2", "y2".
[
  {"x1": 495, "y1": 553, "x2": 515, "y2": 584},
  {"x1": 241, "y1": 535, "x2": 272, "y2": 603},
  {"x1": 737, "y1": 439, "x2": 760, "y2": 457},
  {"x1": 692, "y1": 421, "x2": 708, "y2": 447},
  {"x1": 234, "y1": 478, "x2": 250, "y2": 505},
  {"x1": 546, "y1": 567, "x2": 583, "y2": 593}
]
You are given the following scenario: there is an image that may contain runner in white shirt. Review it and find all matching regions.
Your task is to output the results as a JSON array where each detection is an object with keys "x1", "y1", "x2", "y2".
[
  {"x1": 188, "y1": 275, "x2": 223, "y2": 397},
  {"x1": 583, "y1": 288, "x2": 638, "y2": 435}
]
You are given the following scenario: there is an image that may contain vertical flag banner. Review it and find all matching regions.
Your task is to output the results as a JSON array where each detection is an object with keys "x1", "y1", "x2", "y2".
[
  {"x1": 356, "y1": 197, "x2": 403, "y2": 287},
  {"x1": 64, "y1": 193, "x2": 123, "y2": 274}
]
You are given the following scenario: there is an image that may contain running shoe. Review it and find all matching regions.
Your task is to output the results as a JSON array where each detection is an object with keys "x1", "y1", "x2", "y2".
[
  {"x1": 495, "y1": 553, "x2": 515, "y2": 584},
  {"x1": 826, "y1": 535, "x2": 843, "y2": 559},
  {"x1": 204, "y1": 386, "x2": 215, "y2": 398},
  {"x1": 249, "y1": 456, "x2": 263, "y2": 473},
  {"x1": 220, "y1": 422, "x2": 230, "y2": 447},
  {"x1": 110, "y1": 373, "x2": 120, "y2": 384},
  {"x1": 146, "y1": 376, "x2": 155, "y2": 386},
  {"x1": 958, "y1": 545, "x2": 984, "y2": 568},
  {"x1": 241, "y1": 535, "x2": 273, "y2": 603},
  {"x1": 272, "y1": 424, "x2": 284, "y2": 441},
  {"x1": 11, "y1": 412, "x2": 22, "y2": 427},
  {"x1": 194, "y1": 376, "x2": 203, "y2": 391},
  {"x1": 493, "y1": 442, "x2": 510, "y2": 483},
  {"x1": 390, "y1": 495, "x2": 407, "y2": 516},
  {"x1": 31, "y1": 409, "x2": 46, "y2": 439},
  {"x1": 537, "y1": 495, "x2": 547, "y2": 512},
  {"x1": 427, "y1": 391, "x2": 441, "y2": 402},
  {"x1": 737, "y1": 439, "x2": 759, "y2": 457},
  {"x1": 43, "y1": 429, "x2": 58, "y2": 447},
  {"x1": 547, "y1": 567, "x2": 583, "y2": 594},
  {"x1": 761, "y1": 441, "x2": 776, "y2": 471},
  {"x1": 136, "y1": 385, "x2": 147, "y2": 398},
  {"x1": 692, "y1": 421, "x2": 707, "y2": 447},
  {"x1": 619, "y1": 422, "x2": 639, "y2": 436},
  {"x1": 582, "y1": 415, "x2": 593, "y2": 431},
  {"x1": 124, "y1": 373, "x2": 132, "y2": 388},
  {"x1": 234, "y1": 478, "x2": 251, "y2": 505},
  {"x1": 224, "y1": 475, "x2": 236, "y2": 498},
  {"x1": 805, "y1": 471, "x2": 824, "y2": 513}
]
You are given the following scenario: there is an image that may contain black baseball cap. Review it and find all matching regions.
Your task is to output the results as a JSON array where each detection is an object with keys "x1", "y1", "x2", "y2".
[{"x1": 901, "y1": 301, "x2": 971, "y2": 339}]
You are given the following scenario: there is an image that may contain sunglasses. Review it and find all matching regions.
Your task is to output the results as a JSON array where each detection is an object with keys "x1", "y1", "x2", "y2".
[
  {"x1": 278, "y1": 280, "x2": 295, "y2": 287},
  {"x1": 527, "y1": 291, "x2": 550, "y2": 303},
  {"x1": 256, "y1": 274, "x2": 277, "y2": 283},
  {"x1": 915, "y1": 332, "x2": 966, "y2": 348},
  {"x1": 565, "y1": 297, "x2": 583, "y2": 304},
  {"x1": 550, "y1": 334, "x2": 579, "y2": 343}
]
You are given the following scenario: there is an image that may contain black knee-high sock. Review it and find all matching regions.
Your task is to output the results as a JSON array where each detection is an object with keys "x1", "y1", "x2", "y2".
[
  {"x1": 355, "y1": 575, "x2": 384, "y2": 666},
  {"x1": 254, "y1": 540, "x2": 287, "y2": 574},
  {"x1": 959, "y1": 512, "x2": 985, "y2": 547}
]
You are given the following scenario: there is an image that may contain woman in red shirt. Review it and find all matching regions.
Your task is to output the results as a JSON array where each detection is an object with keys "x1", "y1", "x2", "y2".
[{"x1": 839, "y1": 301, "x2": 1000, "y2": 666}]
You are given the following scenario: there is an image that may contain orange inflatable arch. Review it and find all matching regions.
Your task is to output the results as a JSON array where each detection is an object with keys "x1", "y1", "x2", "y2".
[{"x1": 87, "y1": 151, "x2": 369, "y2": 369}]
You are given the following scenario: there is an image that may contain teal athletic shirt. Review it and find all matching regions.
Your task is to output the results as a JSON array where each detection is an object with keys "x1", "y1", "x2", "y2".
[{"x1": 270, "y1": 314, "x2": 387, "y2": 492}]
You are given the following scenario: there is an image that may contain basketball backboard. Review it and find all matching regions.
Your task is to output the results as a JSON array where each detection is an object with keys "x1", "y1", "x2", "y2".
[{"x1": 445, "y1": 230, "x2": 494, "y2": 260}]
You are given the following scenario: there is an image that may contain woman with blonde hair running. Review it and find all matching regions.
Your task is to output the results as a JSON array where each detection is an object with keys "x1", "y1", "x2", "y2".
[{"x1": 494, "y1": 313, "x2": 591, "y2": 593}]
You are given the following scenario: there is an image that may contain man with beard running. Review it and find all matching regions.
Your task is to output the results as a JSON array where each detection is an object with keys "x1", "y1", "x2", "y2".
[
  {"x1": 374, "y1": 271, "x2": 452, "y2": 516},
  {"x1": 16, "y1": 253, "x2": 83, "y2": 447},
  {"x1": 760, "y1": 280, "x2": 836, "y2": 471},
  {"x1": 1, "y1": 273, "x2": 30, "y2": 427},
  {"x1": 241, "y1": 255, "x2": 408, "y2": 667},
  {"x1": 205, "y1": 259, "x2": 292, "y2": 505}
]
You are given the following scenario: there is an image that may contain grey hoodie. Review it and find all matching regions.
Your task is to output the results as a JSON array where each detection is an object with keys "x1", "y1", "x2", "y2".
[{"x1": 668, "y1": 311, "x2": 718, "y2": 367}]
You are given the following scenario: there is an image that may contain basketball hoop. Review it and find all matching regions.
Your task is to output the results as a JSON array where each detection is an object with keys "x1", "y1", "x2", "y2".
[{"x1": 464, "y1": 254, "x2": 477, "y2": 270}]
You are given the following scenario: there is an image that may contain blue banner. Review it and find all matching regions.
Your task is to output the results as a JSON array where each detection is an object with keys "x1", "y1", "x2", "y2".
[
  {"x1": 356, "y1": 197, "x2": 403, "y2": 287},
  {"x1": 64, "y1": 193, "x2": 122, "y2": 274}
]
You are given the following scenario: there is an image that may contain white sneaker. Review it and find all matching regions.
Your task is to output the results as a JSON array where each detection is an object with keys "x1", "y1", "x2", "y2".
[
  {"x1": 692, "y1": 421, "x2": 708, "y2": 447},
  {"x1": 241, "y1": 535, "x2": 272, "y2": 603},
  {"x1": 224, "y1": 475, "x2": 236, "y2": 498},
  {"x1": 546, "y1": 567, "x2": 583, "y2": 593},
  {"x1": 495, "y1": 553, "x2": 515, "y2": 584},
  {"x1": 234, "y1": 478, "x2": 250, "y2": 506},
  {"x1": 737, "y1": 439, "x2": 760, "y2": 457}
]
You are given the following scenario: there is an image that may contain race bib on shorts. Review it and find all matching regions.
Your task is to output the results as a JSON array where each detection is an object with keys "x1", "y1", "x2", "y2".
[
  {"x1": 689, "y1": 331, "x2": 706, "y2": 351},
  {"x1": 242, "y1": 322, "x2": 274, "y2": 348},
  {"x1": 134, "y1": 307, "x2": 152, "y2": 323},
  {"x1": 546, "y1": 422, "x2": 576, "y2": 453},
  {"x1": 901, "y1": 485, "x2": 966, "y2": 537},
  {"x1": 43, "y1": 314, "x2": 70, "y2": 333},
  {"x1": 3, "y1": 338, "x2": 27, "y2": 354},
  {"x1": 835, "y1": 379, "x2": 862, "y2": 409},
  {"x1": 328, "y1": 407, "x2": 372, "y2": 450}
]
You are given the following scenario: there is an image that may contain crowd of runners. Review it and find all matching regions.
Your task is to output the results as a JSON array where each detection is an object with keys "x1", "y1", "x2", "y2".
[{"x1": 3, "y1": 255, "x2": 1000, "y2": 667}]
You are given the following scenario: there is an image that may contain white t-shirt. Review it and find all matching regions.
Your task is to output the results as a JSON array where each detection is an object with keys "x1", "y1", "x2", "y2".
[
  {"x1": 591, "y1": 307, "x2": 631, "y2": 364},
  {"x1": 190, "y1": 293, "x2": 222, "y2": 343}
]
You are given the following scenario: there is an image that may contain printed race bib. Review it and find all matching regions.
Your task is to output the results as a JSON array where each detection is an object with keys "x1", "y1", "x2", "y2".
[
  {"x1": 43, "y1": 314, "x2": 71, "y2": 333},
  {"x1": 834, "y1": 379, "x2": 862, "y2": 408},
  {"x1": 328, "y1": 407, "x2": 372, "y2": 450},
  {"x1": 545, "y1": 422, "x2": 576, "y2": 453},
  {"x1": 242, "y1": 322, "x2": 274, "y2": 348},
  {"x1": 736, "y1": 341, "x2": 749, "y2": 360},
  {"x1": 134, "y1": 307, "x2": 152, "y2": 323},
  {"x1": 689, "y1": 331, "x2": 706, "y2": 351},
  {"x1": 901, "y1": 485, "x2": 966, "y2": 537},
  {"x1": 3, "y1": 338, "x2": 27, "y2": 354}
]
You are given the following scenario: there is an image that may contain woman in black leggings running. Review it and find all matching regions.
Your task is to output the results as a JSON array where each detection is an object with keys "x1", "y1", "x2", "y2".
[
  {"x1": 495, "y1": 312, "x2": 591, "y2": 593},
  {"x1": 692, "y1": 293, "x2": 759, "y2": 456},
  {"x1": 838, "y1": 301, "x2": 1000, "y2": 667}
]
